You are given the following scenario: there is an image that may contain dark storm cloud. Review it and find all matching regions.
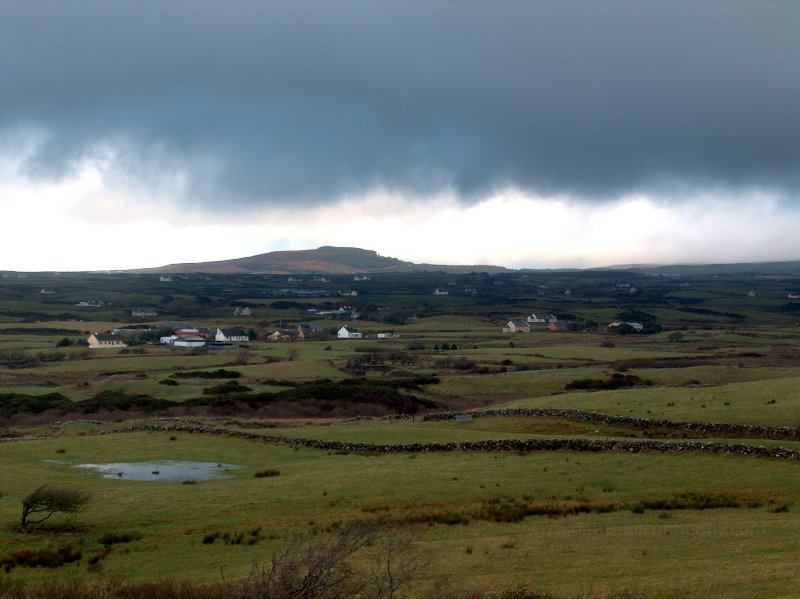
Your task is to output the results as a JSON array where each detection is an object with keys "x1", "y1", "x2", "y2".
[{"x1": 2, "y1": 1, "x2": 799, "y2": 208}]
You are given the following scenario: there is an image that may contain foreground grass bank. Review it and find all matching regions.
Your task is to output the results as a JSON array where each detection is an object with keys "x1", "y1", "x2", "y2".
[{"x1": 1, "y1": 429, "x2": 799, "y2": 598}]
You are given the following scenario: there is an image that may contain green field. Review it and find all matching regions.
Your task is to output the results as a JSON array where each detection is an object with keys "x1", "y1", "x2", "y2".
[
  {"x1": 2, "y1": 429, "x2": 800, "y2": 598},
  {"x1": 2, "y1": 269, "x2": 800, "y2": 597}
]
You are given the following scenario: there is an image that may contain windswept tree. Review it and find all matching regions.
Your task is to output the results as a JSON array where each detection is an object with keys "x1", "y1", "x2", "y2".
[{"x1": 20, "y1": 485, "x2": 91, "y2": 528}]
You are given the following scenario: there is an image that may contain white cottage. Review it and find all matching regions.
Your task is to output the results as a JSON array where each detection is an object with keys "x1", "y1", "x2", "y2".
[
  {"x1": 215, "y1": 328, "x2": 249, "y2": 342},
  {"x1": 337, "y1": 326, "x2": 363, "y2": 339}
]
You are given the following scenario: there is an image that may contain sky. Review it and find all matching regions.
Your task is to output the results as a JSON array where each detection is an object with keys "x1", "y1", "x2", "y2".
[{"x1": 2, "y1": 1, "x2": 799, "y2": 271}]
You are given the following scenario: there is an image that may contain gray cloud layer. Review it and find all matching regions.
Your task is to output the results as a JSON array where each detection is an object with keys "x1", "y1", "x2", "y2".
[{"x1": 2, "y1": 1, "x2": 799, "y2": 209}]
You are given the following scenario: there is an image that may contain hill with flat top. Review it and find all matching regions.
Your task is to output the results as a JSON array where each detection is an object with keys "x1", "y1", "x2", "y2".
[{"x1": 127, "y1": 246, "x2": 510, "y2": 275}]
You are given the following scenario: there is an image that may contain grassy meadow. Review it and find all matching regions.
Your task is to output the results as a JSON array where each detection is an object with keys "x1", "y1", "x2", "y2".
[
  {"x1": 2, "y1": 429, "x2": 800, "y2": 598},
  {"x1": 2, "y1": 269, "x2": 800, "y2": 597}
]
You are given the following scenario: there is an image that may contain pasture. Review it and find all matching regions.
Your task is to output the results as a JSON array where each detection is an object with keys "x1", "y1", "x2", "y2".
[{"x1": 1, "y1": 268, "x2": 800, "y2": 597}]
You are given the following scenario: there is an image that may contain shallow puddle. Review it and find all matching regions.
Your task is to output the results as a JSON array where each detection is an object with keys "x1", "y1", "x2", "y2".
[{"x1": 72, "y1": 460, "x2": 244, "y2": 482}]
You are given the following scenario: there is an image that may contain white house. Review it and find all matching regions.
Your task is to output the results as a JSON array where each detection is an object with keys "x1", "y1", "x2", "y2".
[
  {"x1": 338, "y1": 326, "x2": 363, "y2": 339},
  {"x1": 215, "y1": 328, "x2": 249, "y2": 342},
  {"x1": 87, "y1": 333, "x2": 127, "y2": 349},
  {"x1": 527, "y1": 313, "x2": 557, "y2": 323}
]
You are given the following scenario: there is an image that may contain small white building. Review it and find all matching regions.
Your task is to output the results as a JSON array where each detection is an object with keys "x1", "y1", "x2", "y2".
[
  {"x1": 377, "y1": 331, "x2": 399, "y2": 339},
  {"x1": 338, "y1": 325, "x2": 363, "y2": 339},
  {"x1": 216, "y1": 328, "x2": 249, "y2": 342}
]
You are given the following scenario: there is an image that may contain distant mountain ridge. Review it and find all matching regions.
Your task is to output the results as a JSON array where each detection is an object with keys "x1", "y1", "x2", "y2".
[
  {"x1": 126, "y1": 247, "x2": 800, "y2": 276},
  {"x1": 129, "y1": 246, "x2": 511, "y2": 275}
]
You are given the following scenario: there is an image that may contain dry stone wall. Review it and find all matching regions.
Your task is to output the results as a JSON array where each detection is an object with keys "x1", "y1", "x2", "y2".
[
  {"x1": 423, "y1": 408, "x2": 800, "y2": 439},
  {"x1": 109, "y1": 422, "x2": 800, "y2": 462}
]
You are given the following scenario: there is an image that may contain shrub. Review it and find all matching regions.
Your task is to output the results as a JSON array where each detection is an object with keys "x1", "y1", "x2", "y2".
[
  {"x1": 0, "y1": 544, "x2": 81, "y2": 570},
  {"x1": 565, "y1": 372, "x2": 653, "y2": 391},
  {"x1": 99, "y1": 531, "x2": 141, "y2": 546},
  {"x1": 0, "y1": 351, "x2": 40, "y2": 369},
  {"x1": 202, "y1": 380, "x2": 252, "y2": 395},
  {"x1": 254, "y1": 469, "x2": 280, "y2": 478},
  {"x1": 172, "y1": 369, "x2": 242, "y2": 380}
]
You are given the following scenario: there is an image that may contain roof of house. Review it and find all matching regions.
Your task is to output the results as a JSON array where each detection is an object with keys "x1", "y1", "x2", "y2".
[
  {"x1": 219, "y1": 328, "x2": 247, "y2": 336},
  {"x1": 93, "y1": 333, "x2": 120, "y2": 342},
  {"x1": 509, "y1": 320, "x2": 529, "y2": 327}
]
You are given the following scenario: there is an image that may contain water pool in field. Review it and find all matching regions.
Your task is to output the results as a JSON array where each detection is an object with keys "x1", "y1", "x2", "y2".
[{"x1": 72, "y1": 460, "x2": 244, "y2": 482}]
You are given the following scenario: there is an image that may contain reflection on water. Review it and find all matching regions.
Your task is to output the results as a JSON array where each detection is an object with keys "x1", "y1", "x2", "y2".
[{"x1": 73, "y1": 461, "x2": 244, "y2": 482}]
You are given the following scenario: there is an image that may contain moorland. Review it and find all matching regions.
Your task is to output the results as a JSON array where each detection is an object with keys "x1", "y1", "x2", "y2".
[{"x1": 1, "y1": 260, "x2": 800, "y2": 598}]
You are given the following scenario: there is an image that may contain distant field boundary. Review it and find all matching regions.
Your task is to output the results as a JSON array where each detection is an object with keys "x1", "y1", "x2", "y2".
[
  {"x1": 92, "y1": 422, "x2": 800, "y2": 461},
  {"x1": 424, "y1": 408, "x2": 800, "y2": 440}
]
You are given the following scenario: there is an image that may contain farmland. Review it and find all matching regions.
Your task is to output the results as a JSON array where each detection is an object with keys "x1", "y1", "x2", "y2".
[{"x1": 1, "y1": 266, "x2": 800, "y2": 598}]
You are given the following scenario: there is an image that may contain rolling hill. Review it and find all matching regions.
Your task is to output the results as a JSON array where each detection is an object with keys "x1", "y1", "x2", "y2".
[{"x1": 128, "y1": 246, "x2": 511, "y2": 275}]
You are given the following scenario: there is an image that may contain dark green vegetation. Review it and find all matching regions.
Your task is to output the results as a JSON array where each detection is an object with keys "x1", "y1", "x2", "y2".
[{"x1": 1, "y1": 265, "x2": 800, "y2": 598}]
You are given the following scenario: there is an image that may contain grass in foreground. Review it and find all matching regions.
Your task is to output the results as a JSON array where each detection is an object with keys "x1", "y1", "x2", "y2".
[{"x1": 1, "y1": 429, "x2": 799, "y2": 598}]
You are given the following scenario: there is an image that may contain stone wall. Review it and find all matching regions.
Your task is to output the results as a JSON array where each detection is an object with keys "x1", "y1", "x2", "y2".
[{"x1": 108, "y1": 422, "x2": 800, "y2": 461}]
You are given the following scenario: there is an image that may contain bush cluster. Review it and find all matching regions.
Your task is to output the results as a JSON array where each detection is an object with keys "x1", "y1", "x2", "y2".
[{"x1": 565, "y1": 373, "x2": 653, "y2": 391}]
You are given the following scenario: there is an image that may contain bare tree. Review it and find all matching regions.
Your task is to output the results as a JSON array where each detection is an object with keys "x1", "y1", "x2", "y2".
[
  {"x1": 230, "y1": 521, "x2": 424, "y2": 599},
  {"x1": 367, "y1": 529, "x2": 428, "y2": 599},
  {"x1": 20, "y1": 485, "x2": 91, "y2": 528}
]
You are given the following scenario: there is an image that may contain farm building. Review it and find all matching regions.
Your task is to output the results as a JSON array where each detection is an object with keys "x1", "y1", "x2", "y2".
[{"x1": 174, "y1": 336, "x2": 206, "y2": 348}]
